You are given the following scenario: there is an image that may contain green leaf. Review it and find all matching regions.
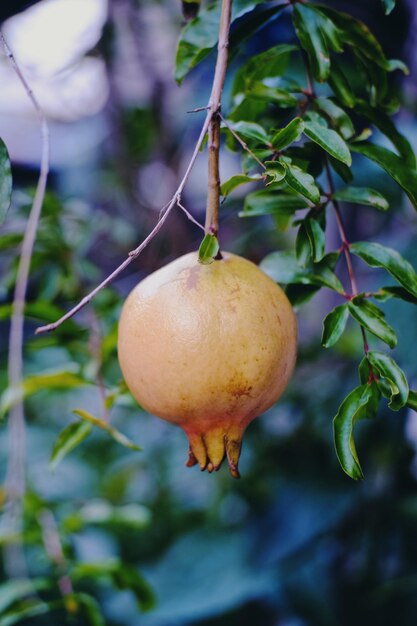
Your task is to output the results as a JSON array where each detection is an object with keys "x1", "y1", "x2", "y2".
[
  {"x1": 73, "y1": 409, "x2": 142, "y2": 451},
  {"x1": 333, "y1": 384, "x2": 372, "y2": 479},
  {"x1": 332, "y1": 186, "x2": 389, "y2": 211},
  {"x1": 0, "y1": 600, "x2": 60, "y2": 626},
  {"x1": 0, "y1": 579, "x2": 50, "y2": 614},
  {"x1": 314, "y1": 98, "x2": 355, "y2": 139},
  {"x1": 355, "y1": 101, "x2": 416, "y2": 167},
  {"x1": 232, "y1": 44, "x2": 298, "y2": 96},
  {"x1": 348, "y1": 297, "x2": 397, "y2": 348},
  {"x1": 198, "y1": 234, "x2": 220, "y2": 265},
  {"x1": 367, "y1": 351, "x2": 409, "y2": 410},
  {"x1": 0, "y1": 369, "x2": 89, "y2": 419},
  {"x1": 374, "y1": 285, "x2": 417, "y2": 305},
  {"x1": 64, "y1": 500, "x2": 150, "y2": 532},
  {"x1": 350, "y1": 241, "x2": 417, "y2": 299},
  {"x1": 304, "y1": 118, "x2": 352, "y2": 165},
  {"x1": 304, "y1": 217, "x2": 325, "y2": 262},
  {"x1": 271, "y1": 118, "x2": 304, "y2": 151},
  {"x1": 264, "y1": 161, "x2": 286, "y2": 185},
  {"x1": 225, "y1": 120, "x2": 270, "y2": 146},
  {"x1": 0, "y1": 138, "x2": 12, "y2": 225},
  {"x1": 328, "y1": 58, "x2": 356, "y2": 108},
  {"x1": 281, "y1": 160, "x2": 321, "y2": 204},
  {"x1": 293, "y1": 4, "x2": 342, "y2": 82},
  {"x1": 350, "y1": 142, "x2": 417, "y2": 209},
  {"x1": 220, "y1": 174, "x2": 263, "y2": 197},
  {"x1": 260, "y1": 251, "x2": 344, "y2": 293},
  {"x1": 295, "y1": 222, "x2": 311, "y2": 267},
  {"x1": 239, "y1": 189, "x2": 309, "y2": 217},
  {"x1": 76, "y1": 594, "x2": 106, "y2": 626},
  {"x1": 406, "y1": 390, "x2": 417, "y2": 412},
  {"x1": 321, "y1": 304, "x2": 349, "y2": 348},
  {"x1": 246, "y1": 83, "x2": 298, "y2": 108},
  {"x1": 50, "y1": 421, "x2": 93, "y2": 470},
  {"x1": 381, "y1": 0, "x2": 396, "y2": 14}
]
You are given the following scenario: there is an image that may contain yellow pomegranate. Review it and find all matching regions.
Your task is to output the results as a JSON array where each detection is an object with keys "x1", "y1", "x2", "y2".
[{"x1": 117, "y1": 251, "x2": 297, "y2": 477}]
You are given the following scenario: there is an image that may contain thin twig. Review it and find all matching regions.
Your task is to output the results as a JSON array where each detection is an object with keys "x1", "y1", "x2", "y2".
[
  {"x1": 38, "y1": 510, "x2": 74, "y2": 600},
  {"x1": 204, "y1": 0, "x2": 232, "y2": 236},
  {"x1": 36, "y1": 0, "x2": 234, "y2": 334},
  {"x1": 1, "y1": 31, "x2": 50, "y2": 578},
  {"x1": 176, "y1": 197, "x2": 206, "y2": 232},
  {"x1": 219, "y1": 113, "x2": 267, "y2": 170}
]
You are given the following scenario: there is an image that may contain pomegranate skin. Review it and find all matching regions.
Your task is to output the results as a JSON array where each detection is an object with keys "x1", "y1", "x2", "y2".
[{"x1": 117, "y1": 251, "x2": 297, "y2": 477}]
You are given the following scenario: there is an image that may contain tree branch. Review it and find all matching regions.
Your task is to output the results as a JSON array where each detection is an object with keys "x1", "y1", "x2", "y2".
[
  {"x1": 36, "y1": 0, "x2": 234, "y2": 334},
  {"x1": 1, "y1": 31, "x2": 50, "y2": 578}
]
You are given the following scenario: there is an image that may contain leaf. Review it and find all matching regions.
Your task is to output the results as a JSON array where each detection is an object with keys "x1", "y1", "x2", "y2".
[
  {"x1": 239, "y1": 189, "x2": 309, "y2": 217},
  {"x1": 407, "y1": 390, "x2": 417, "y2": 412},
  {"x1": 304, "y1": 217, "x2": 325, "y2": 262},
  {"x1": 260, "y1": 251, "x2": 344, "y2": 293},
  {"x1": 271, "y1": 118, "x2": 304, "y2": 150},
  {"x1": 332, "y1": 186, "x2": 389, "y2": 211},
  {"x1": 295, "y1": 222, "x2": 311, "y2": 267},
  {"x1": 348, "y1": 297, "x2": 397, "y2": 348},
  {"x1": 0, "y1": 600, "x2": 60, "y2": 626},
  {"x1": 304, "y1": 118, "x2": 352, "y2": 165},
  {"x1": 198, "y1": 234, "x2": 219, "y2": 265},
  {"x1": 381, "y1": 0, "x2": 396, "y2": 14},
  {"x1": 76, "y1": 594, "x2": 106, "y2": 626},
  {"x1": 225, "y1": 120, "x2": 270, "y2": 146},
  {"x1": 314, "y1": 98, "x2": 355, "y2": 139},
  {"x1": 50, "y1": 421, "x2": 93, "y2": 470},
  {"x1": 367, "y1": 351, "x2": 409, "y2": 410},
  {"x1": 333, "y1": 384, "x2": 372, "y2": 479},
  {"x1": 220, "y1": 174, "x2": 263, "y2": 197},
  {"x1": 0, "y1": 579, "x2": 50, "y2": 614},
  {"x1": 0, "y1": 138, "x2": 12, "y2": 225},
  {"x1": 328, "y1": 58, "x2": 356, "y2": 108},
  {"x1": 264, "y1": 161, "x2": 286, "y2": 186},
  {"x1": 246, "y1": 83, "x2": 298, "y2": 108},
  {"x1": 232, "y1": 44, "x2": 298, "y2": 96},
  {"x1": 350, "y1": 241, "x2": 417, "y2": 299},
  {"x1": 321, "y1": 304, "x2": 349, "y2": 347},
  {"x1": 0, "y1": 369, "x2": 89, "y2": 419},
  {"x1": 350, "y1": 142, "x2": 417, "y2": 209},
  {"x1": 374, "y1": 285, "x2": 417, "y2": 305},
  {"x1": 73, "y1": 409, "x2": 142, "y2": 451},
  {"x1": 281, "y1": 160, "x2": 321, "y2": 204},
  {"x1": 293, "y1": 4, "x2": 342, "y2": 82},
  {"x1": 65, "y1": 500, "x2": 150, "y2": 532}
]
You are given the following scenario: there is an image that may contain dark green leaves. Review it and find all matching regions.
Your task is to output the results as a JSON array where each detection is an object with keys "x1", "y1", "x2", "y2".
[
  {"x1": 304, "y1": 117, "x2": 351, "y2": 165},
  {"x1": 333, "y1": 384, "x2": 372, "y2": 480},
  {"x1": 314, "y1": 98, "x2": 354, "y2": 140},
  {"x1": 198, "y1": 234, "x2": 220, "y2": 264},
  {"x1": 332, "y1": 186, "x2": 389, "y2": 211},
  {"x1": 367, "y1": 351, "x2": 409, "y2": 410},
  {"x1": 233, "y1": 44, "x2": 298, "y2": 97},
  {"x1": 293, "y1": 4, "x2": 342, "y2": 82},
  {"x1": 348, "y1": 297, "x2": 397, "y2": 348},
  {"x1": 304, "y1": 217, "x2": 325, "y2": 262},
  {"x1": 350, "y1": 241, "x2": 417, "y2": 299},
  {"x1": 261, "y1": 251, "x2": 343, "y2": 293},
  {"x1": 271, "y1": 118, "x2": 304, "y2": 151},
  {"x1": 50, "y1": 420, "x2": 93, "y2": 470},
  {"x1": 321, "y1": 304, "x2": 349, "y2": 348},
  {"x1": 239, "y1": 189, "x2": 308, "y2": 218},
  {"x1": 220, "y1": 174, "x2": 262, "y2": 197},
  {"x1": 350, "y1": 142, "x2": 417, "y2": 209},
  {"x1": 225, "y1": 120, "x2": 270, "y2": 146},
  {"x1": 0, "y1": 138, "x2": 12, "y2": 225}
]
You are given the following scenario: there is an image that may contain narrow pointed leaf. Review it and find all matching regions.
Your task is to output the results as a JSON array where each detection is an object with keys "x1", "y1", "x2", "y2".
[
  {"x1": 321, "y1": 304, "x2": 349, "y2": 347},
  {"x1": 232, "y1": 44, "x2": 298, "y2": 96},
  {"x1": 304, "y1": 119, "x2": 351, "y2": 165},
  {"x1": 50, "y1": 421, "x2": 93, "y2": 470},
  {"x1": 304, "y1": 217, "x2": 325, "y2": 262},
  {"x1": 282, "y1": 161, "x2": 321, "y2": 204},
  {"x1": 295, "y1": 222, "x2": 311, "y2": 266},
  {"x1": 374, "y1": 285, "x2": 417, "y2": 305},
  {"x1": 0, "y1": 138, "x2": 12, "y2": 225},
  {"x1": 314, "y1": 98, "x2": 355, "y2": 139},
  {"x1": 350, "y1": 241, "x2": 417, "y2": 299},
  {"x1": 348, "y1": 298, "x2": 397, "y2": 348},
  {"x1": 271, "y1": 118, "x2": 304, "y2": 150},
  {"x1": 198, "y1": 234, "x2": 219, "y2": 265},
  {"x1": 406, "y1": 390, "x2": 417, "y2": 412},
  {"x1": 350, "y1": 142, "x2": 417, "y2": 209},
  {"x1": 333, "y1": 384, "x2": 372, "y2": 479},
  {"x1": 225, "y1": 120, "x2": 270, "y2": 146},
  {"x1": 333, "y1": 186, "x2": 389, "y2": 211},
  {"x1": 220, "y1": 174, "x2": 263, "y2": 197},
  {"x1": 248, "y1": 83, "x2": 298, "y2": 108},
  {"x1": 73, "y1": 409, "x2": 141, "y2": 451},
  {"x1": 264, "y1": 161, "x2": 286, "y2": 185},
  {"x1": 260, "y1": 251, "x2": 344, "y2": 292},
  {"x1": 240, "y1": 190, "x2": 308, "y2": 217},
  {"x1": 367, "y1": 351, "x2": 409, "y2": 410}
]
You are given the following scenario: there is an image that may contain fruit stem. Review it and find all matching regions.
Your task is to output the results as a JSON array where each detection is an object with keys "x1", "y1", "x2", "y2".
[{"x1": 205, "y1": 0, "x2": 233, "y2": 238}]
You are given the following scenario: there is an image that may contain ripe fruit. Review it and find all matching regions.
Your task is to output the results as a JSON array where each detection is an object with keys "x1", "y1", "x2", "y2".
[{"x1": 117, "y1": 251, "x2": 297, "y2": 477}]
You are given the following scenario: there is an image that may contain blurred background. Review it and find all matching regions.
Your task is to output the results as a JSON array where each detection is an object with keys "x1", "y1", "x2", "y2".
[{"x1": 1, "y1": 0, "x2": 417, "y2": 624}]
